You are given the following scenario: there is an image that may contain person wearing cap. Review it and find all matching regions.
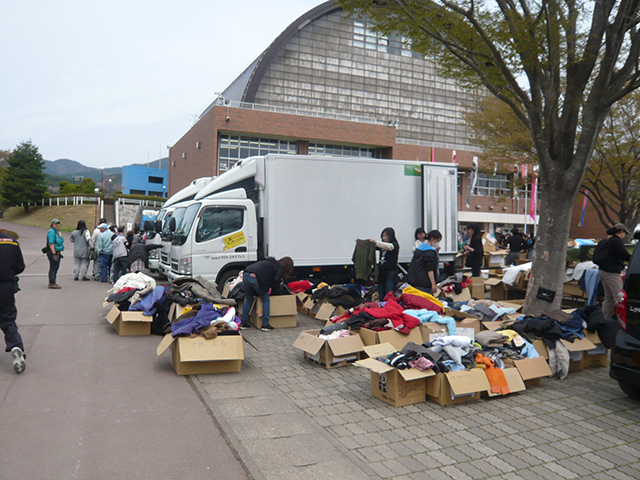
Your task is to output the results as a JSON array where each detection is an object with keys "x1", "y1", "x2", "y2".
[
  {"x1": 96, "y1": 223, "x2": 113, "y2": 283},
  {"x1": 46, "y1": 219, "x2": 65, "y2": 289},
  {"x1": 90, "y1": 218, "x2": 107, "y2": 281},
  {"x1": 0, "y1": 228, "x2": 26, "y2": 373},
  {"x1": 598, "y1": 223, "x2": 631, "y2": 318}
]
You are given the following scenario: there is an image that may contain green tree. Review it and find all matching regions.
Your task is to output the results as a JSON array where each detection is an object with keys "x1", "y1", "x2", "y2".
[
  {"x1": 1, "y1": 141, "x2": 47, "y2": 212},
  {"x1": 465, "y1": 91, "x2": 640, "y2": 232},
  {"x1": 80, "y1": 177, "x2": 96, "y2": 194},
  {"x1": 339, "y1": 0, "x2": 640, "y2": 314}
]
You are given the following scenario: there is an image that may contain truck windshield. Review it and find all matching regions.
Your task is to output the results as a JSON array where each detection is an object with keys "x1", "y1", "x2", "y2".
[
  {"x1": 173, "y1": 203, "x2": 201, "y2": 246},
  {"x1": 162, "y1": 207, "x2": 184, "y2": 241}
]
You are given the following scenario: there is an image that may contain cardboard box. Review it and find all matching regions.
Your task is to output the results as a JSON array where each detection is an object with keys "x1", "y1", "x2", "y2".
[
  {"x1": 355, "y1": 344, "x2": 435, "y2": 407},
  {"x1": 563, "y1": 281, "x2": 586, "y2": 298},
  {"x1": 156, "y1": 333, "x2": 244, "y2": 375},
  {"x1": 482, "y1": 232, "x2": 497, "y2": 253},
  {"x1": 296, "y1": 292, "x2": 310, "y2": 315},
  {"x1": 483, "y1": 367, "x2": 526, "y2": 397},
  {"x1": 504, "y1": 356, "x2": 552, "y2": 384},
  {"x1": 358, "y1": 326, "x2": 423, "y2": 351},
  {"x1": 426, "y1": 369, "x2": 490, "y2": 406},
  {"x1": 484, "y1": 251, "x2": 508, "y2": 268},
  {"x1": 293, "y1": 330, "x2": 364, "y2": 368},
  {"x1": 314, "y1": 303, "x2": 346, "y2": 322},
  {"x1": 419, "y1": 318, "x2": 480, "y2": 343},
  {"x1": 583, "y1": 331, "x2": 609, "y2": 368},
  {"x1": 569, "y1": 351, "x2": 584, "y2": 371},
  {"x1": 471, "y1": 276, "x2": 485, "y2": 299},
  {"x1": 106, "y1": 305, "x2": 152, "y2": 336},
  {"x1": 445, "y1": 287, "x2": 471, "y2": 302},
  {"x1": 249, "y1": 295, "x2": 297, "y2": 329}
]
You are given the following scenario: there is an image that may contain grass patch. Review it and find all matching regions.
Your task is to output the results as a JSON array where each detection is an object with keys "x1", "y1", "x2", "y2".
[{"x1": 1, "y1": 205, "x2": 97, "y2": 232}]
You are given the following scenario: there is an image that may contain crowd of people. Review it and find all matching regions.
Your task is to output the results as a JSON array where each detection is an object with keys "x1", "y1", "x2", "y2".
[{"x1": 45, "y1": 217, "x2": 161, "y2": 289}]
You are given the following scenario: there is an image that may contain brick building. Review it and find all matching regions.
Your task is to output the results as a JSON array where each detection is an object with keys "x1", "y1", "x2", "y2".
[{"x1": 170, "y1": 0, "x2": 600, "y2": 238}]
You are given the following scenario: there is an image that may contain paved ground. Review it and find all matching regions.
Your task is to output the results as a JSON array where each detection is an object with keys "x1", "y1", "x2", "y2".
[{"x1": 2, "y1": 220, "x2": 640, "y2": 480}]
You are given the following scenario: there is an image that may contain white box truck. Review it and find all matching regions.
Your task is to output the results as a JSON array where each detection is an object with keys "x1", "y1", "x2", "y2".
[
  {"x1": 166, "y1": 154, "x2": 458, "y2": 287},
  {"x1": 148, "y1": 177, "x2": 213, "y2": 273}
]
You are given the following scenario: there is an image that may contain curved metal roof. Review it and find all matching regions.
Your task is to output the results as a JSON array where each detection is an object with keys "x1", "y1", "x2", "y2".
[{"x1": 243, "y1": 1, "x2": 340, "y2": 103}]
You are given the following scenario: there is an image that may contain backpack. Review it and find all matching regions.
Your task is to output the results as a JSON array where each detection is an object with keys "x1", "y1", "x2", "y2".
[{"x1": 592, "y1": 238, "x2": 609, "y2": 266}]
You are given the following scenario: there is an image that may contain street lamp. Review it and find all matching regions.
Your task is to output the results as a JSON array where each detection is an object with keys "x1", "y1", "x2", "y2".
[
  {"x1": 162, "y1": 185, "x2": 166, "y2": 198},
  {"x1": 108, "y1": 178, "x2": 112, "y2": 198},
  {"x1": 94, "y1": 187, "x2": 100, "y2": 227}
]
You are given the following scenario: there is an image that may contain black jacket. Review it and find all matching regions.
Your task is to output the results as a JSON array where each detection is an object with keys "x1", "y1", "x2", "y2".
[
  {"x1": 245, "y1": 257, "x2": 284, "y2": 296},
  {"x1": 599, "y1": 235, "x2": 630, "y2": 273},
  {"x1": 0, "y1": 231, "x2": 25, "y2": 283},
  {"x1": 406, "y1": 245, "x2": 438, "y2": 289},
  {"x1": 465, "y1": 235, "x2": 484, "y2": 268},
  {"x1": 507, "y1": 234, "x2": 525, "y2": 252},
  {"x1": 127, "y1": 243, "x2": 162, "y2": 268}
]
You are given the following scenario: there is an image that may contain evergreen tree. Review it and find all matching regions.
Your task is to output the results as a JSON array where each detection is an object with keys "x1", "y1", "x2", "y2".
[{"x1": 1, "y1": 140, "x2": 47, "y2": 212}]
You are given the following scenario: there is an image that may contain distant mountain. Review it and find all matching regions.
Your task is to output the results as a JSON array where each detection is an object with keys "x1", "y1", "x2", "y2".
[
  {"x1": 42, "y1": 157, "x2": 168, "y2": 190},
  {"x1": 43, "y1": 157, "x2": 168, "y2": 181}
]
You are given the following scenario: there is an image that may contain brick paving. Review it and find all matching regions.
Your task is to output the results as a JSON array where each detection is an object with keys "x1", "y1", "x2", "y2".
[{"x1": 196, "y1": 312, "x2": 640, "y2": 480}]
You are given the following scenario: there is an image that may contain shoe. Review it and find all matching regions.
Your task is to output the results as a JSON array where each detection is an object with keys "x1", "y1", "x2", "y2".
[
  {"x1": 94, "y1": 277, "x2": 100, "y2": 281},
  {"x1": 48, "y1": 283, "x2": 61, "y2": 289},
  {"x1": 261, "y1": 324, "x2": 274, "y2": 331},
  {"x1": 82, "y1": 277, "x2": 91, "y2": 281},
  {"x1": 240, "y1": 324, "x2": 251, "y2": 330},
  {"x1": 11, "y1": 347, "x2": 26, "y2": 374},
  {"x1": 74, "y1": 277, "x2": 79, "y2": 281}
]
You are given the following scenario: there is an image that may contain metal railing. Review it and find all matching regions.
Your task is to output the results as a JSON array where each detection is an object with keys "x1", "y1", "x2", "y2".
[{"x1": 213, "y1": 99, "x2": 379, "y2": 125}]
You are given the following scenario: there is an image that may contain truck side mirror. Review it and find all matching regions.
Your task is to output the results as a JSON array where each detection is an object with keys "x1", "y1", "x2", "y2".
[
  {"x1": 154, "y1": 220, "x2": 162, "y2": 233},
  {"x1": 143, "y1": 220, "x2": 154, "y2": 232},
  {"x1": 169, "y1": 217, "x2": 176, "y2": 232}
]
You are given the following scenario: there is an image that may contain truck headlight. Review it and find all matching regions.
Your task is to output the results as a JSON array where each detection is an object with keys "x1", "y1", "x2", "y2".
[{"x1": 178, "y1": 256, "x2": 192, "y2": 275}]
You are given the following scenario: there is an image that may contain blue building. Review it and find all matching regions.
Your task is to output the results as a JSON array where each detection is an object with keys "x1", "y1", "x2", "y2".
[{"x1": 121, "y1": 165, "x2": 168, "y2": 197}]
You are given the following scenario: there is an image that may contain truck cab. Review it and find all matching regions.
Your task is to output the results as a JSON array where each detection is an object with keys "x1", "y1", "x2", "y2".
[{"x1": 168, "y1": 189, "x2": 258, "y2": 287}]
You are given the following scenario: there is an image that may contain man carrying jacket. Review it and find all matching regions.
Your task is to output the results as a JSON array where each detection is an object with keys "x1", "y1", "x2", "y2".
[
  {"x1": 406, "y1": 230, "x2": 442, "y2": 295},
  {"x1": 0, "y1": 229, "x2": 26, "y2": 373}
]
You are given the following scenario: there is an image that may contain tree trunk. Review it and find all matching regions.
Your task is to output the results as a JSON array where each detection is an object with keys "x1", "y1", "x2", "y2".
[
  {"x1": 523, "y1": 163, "x2": 582, "y2": 315},
  {"x1": 23, "y1": 204, "x2": 29, "y2": 213}
]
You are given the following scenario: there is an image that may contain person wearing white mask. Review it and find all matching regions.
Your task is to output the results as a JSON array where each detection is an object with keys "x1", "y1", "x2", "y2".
[{"x1": 406, "y1": 230, "x2": 442, "y2": 295}]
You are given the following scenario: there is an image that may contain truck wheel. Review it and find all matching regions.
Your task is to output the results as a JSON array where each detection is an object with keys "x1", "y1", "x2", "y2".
[
  {"x1": 218, "y1": 269, "x2": 241, "y2": 294},
  {"x1": 619, "y1": 381, "x2": 640, "y2": 400}
]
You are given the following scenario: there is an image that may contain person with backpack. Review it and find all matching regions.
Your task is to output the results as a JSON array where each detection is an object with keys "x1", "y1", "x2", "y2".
[{"x1": 596, "y1": 223, "x2": 631, "y2": 319}]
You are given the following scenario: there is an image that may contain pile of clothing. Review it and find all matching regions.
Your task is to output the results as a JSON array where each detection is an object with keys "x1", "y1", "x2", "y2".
[{"x1": 168, "y1": 304, "x2": 241, "y2": 339}]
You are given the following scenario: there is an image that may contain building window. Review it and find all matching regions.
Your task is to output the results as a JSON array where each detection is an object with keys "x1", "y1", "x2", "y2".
[
  {"x1": 218, "y1": 135, "x2": 297, "y2": 173},
  {"x1": 148, "y1": 176, "x2": 164, "y2": 184},
  {"x1": 474, "y1": 173, "x2": 510, "y2": 197},
  {"x1": 308, "y1": 143, "x2": 375, "y2": 157},
  {"x1": 353, "y1": 20, "x2": 422, "y2": 59},
  {"x1": 130, "y1": 189, "x2": 146, "y2": 195}
]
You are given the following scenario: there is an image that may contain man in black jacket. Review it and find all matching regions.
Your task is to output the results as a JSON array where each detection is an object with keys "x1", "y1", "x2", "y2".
[
  {"x1": 239, "y1": 256, "x2": 294, "y2": 331},
  {"x1": 505, "y1": 228, "x2": 525, "y2": 266},
  {"x1": 406, "y1": 230, "x2": 442, "y2": 295},
  {"x1": 599, "y1": 223, "x2": 631, "y2": 319},
  {"x1": 0, "y1": 229, "x2": 26, "y2": 373}
]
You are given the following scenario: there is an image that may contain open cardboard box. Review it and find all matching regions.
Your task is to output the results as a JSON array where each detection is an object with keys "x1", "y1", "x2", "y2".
[
  {"x1": 293, "y1": 329, "x2": 364, "y2": 368},
  {"x1": 420, "y1": 317, "x2": 480, "y2": 343},
  {"x1": 426, "y1": 368, "x2": 490, "y2": 406},
  {"x1": 483, "y1": 367, "x2": 526, "y2": 398},
  {"x1": 355, "y1": 344, "x2": 435, "y2": 407},
  {"x1": 314, "y1": 303, "x2": 346, "y2": 322},
  {"x1": 503, "y1": 356, "x2": 552, "y2": 386},
  {"x1": 105, "y1": 305, "x2": 152, "y2": 336},
  {"x1": 533, "y1": 336, "x2": 597, "y2": 373},
  {"x1": 583, "y1": 331, "x2": 609, "y2": 368},
  {"x1": 358, "y1": 326, "x2": 423, "y2": 351},
  {"x1": 249, "y1": 295, "x2": 297, "y2": 329},
  {"x1": 484, "y1": 251, "x2": 508, "y2": 268},
  {"x1": 444, "y1": 287, "x2": 471, "y2": 303},
  {"x1": 156, "y1": 333, "x2": 244, "y2": 375}
]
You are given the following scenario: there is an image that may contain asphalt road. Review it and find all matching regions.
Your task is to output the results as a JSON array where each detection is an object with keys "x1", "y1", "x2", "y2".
[{"x1": 0, "y1": 221, "x2": 248, "y2": 480}]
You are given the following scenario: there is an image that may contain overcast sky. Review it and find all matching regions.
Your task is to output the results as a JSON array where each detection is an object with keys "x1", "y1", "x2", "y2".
[{"x1": 0, "y1": 0, "x2": 322, "y2": 168}]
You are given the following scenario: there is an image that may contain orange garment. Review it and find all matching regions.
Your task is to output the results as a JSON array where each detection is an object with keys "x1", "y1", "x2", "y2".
[{"x1": 475, "y1": 353, "x2": 510, "y2": 395}]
